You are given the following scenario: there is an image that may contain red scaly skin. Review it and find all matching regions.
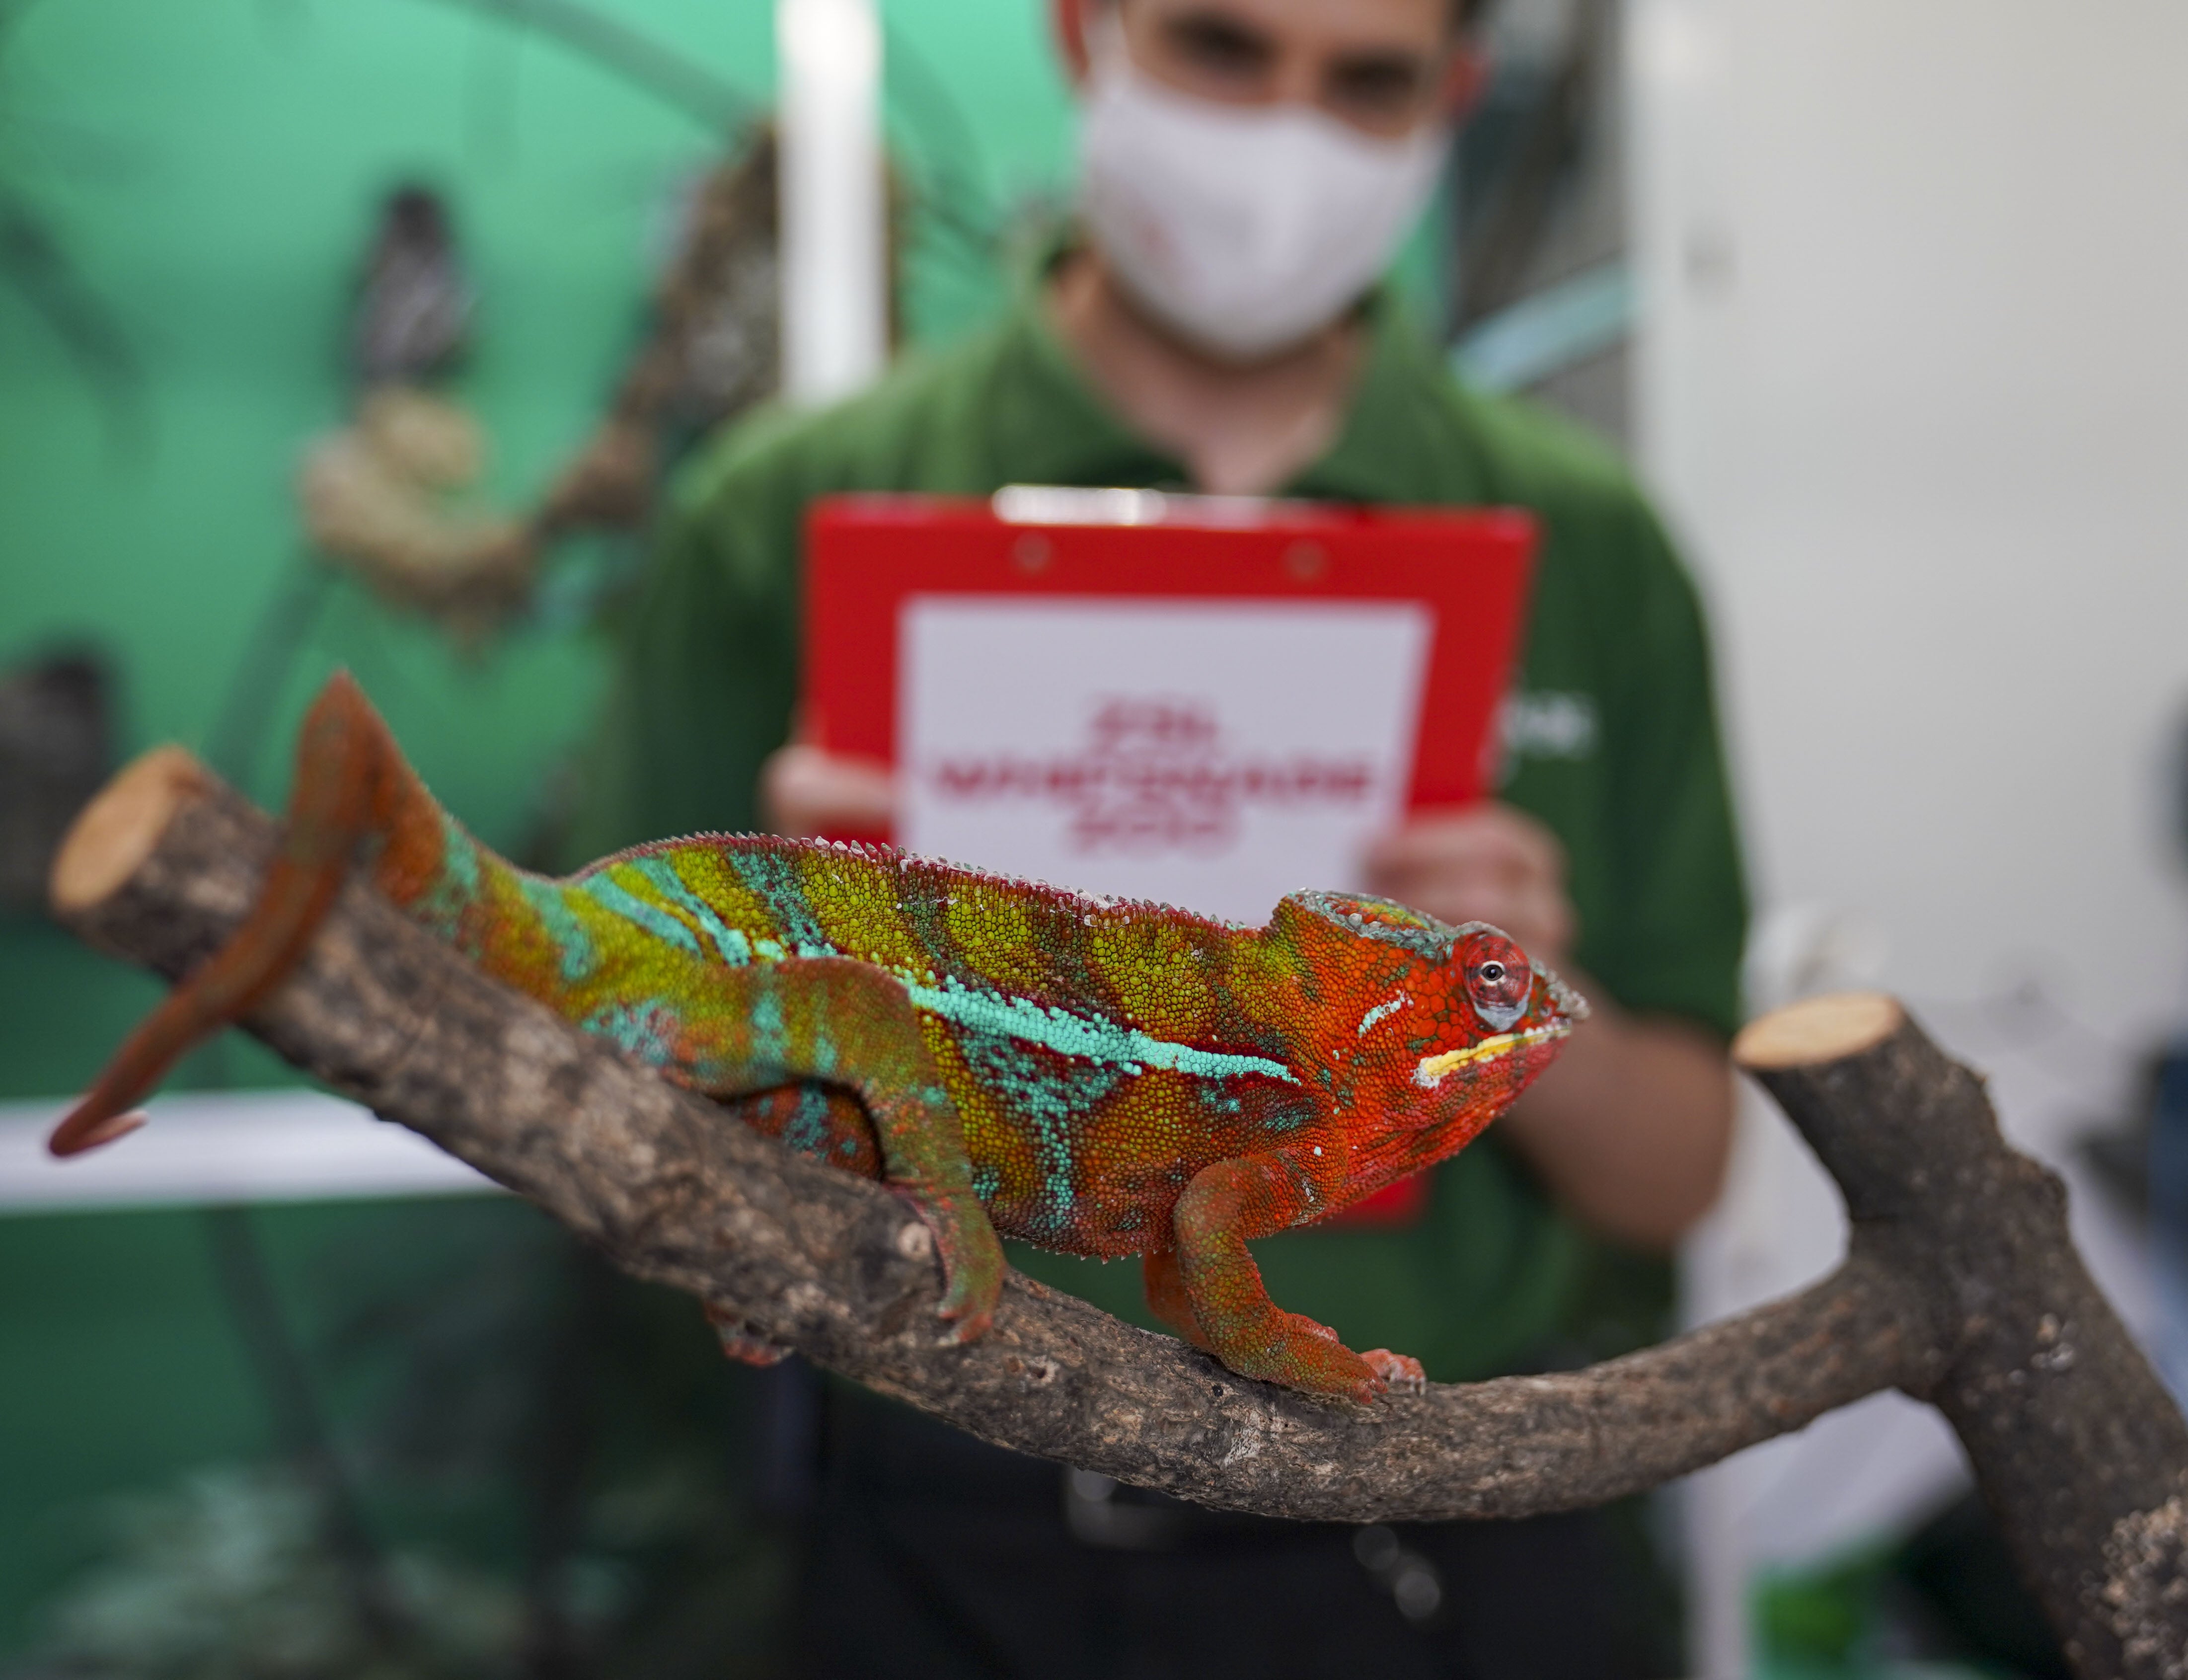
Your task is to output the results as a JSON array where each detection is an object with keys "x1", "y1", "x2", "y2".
[{"x1": 53, "y1": 674, "x2": 1585, "y2": 1404}]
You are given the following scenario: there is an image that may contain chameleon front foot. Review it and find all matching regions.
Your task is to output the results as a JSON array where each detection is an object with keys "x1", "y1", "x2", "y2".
[
  {"x1": 1172, "y1": 1152, "x2": 1408, "y2": 1403},
  {"x1": 1360, "y1": 1349, "x2": 1428, "y2": 1395}
]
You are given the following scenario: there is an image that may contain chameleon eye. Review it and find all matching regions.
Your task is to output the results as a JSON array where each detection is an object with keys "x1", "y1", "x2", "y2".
[{"x1": 1460, "y1": 935, "x2": 1531, "y2": 1032}]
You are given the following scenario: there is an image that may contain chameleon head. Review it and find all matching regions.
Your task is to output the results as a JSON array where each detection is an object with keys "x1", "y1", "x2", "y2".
[{"x1": 1272, "y1": 891, "x2": 1587, "y2": 1179}]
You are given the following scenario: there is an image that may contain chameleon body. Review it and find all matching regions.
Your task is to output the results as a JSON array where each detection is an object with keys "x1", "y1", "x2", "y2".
[{"x1": 55, "y1": 674, "x2": 1584, "y2": 1403}]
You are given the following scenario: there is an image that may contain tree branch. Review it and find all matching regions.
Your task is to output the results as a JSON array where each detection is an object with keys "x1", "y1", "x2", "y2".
[
  {"x1": 1739, "y1": 998, "x2": 2188, "y2": 1676},
  {"x1": 50, "y1": 755, "x2": 2188, "y2": 1677}
]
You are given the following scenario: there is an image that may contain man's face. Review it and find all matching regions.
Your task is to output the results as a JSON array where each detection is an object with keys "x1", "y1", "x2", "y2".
[{"x1": 1060, "y1": 0, "x2": 1475, "y2": 141}]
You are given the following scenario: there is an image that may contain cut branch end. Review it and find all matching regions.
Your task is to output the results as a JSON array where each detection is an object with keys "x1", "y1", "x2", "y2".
[
  {"x1": 1734, "y1": 991, "x2": 1903, "y2": 1071},
  {"x1": 50, "y1": 745, "x2": 207, "y2": 916}
]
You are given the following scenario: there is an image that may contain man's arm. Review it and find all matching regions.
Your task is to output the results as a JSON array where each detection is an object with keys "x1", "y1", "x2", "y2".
[
  {"x1": 1364, "y1": 805, "x2": 1735, "y2": 1252},
  {"x1": 762, "y1": 741, "x2": 897, "y2": 838}
]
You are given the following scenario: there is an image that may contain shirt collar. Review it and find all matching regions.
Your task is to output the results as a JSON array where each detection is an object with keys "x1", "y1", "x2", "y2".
[{"x1": 986, "y1": 241, "x2": 1493, "y2": 506}]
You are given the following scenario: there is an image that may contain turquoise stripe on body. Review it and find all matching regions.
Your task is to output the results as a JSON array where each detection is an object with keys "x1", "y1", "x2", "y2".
[
  {"x1": 520, "y1": 878, "x2": 598, "y2": 984},
  {"x1": 726, "y1": 850, "x2": 835, "y2": 957},
  {"x1": 580, "y1": 868, "x2": 706, "y2": 958},
  {"x1": 903, "y1": 978, "x2": 1296, "y2": 1086},
  {"x1": 626, "y1": 854, "x2": 763, "y2": 966}
]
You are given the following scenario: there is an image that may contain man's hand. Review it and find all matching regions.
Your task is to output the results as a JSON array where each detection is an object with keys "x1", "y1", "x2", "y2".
[
  {"x1": 760, "y1": 744, "x2": 896, "y2": 839},
  {"x1": 1364, "y1": 802, "x2": 1734, "y2": 1252}
]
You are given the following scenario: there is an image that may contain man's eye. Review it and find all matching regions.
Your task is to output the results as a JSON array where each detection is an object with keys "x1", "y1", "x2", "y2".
[
  {"x1": 1163, "y1": 14, "x2": 1275, "y2": 80},
  {"x1": 1326, "y1": 56, "x2": 1432, "y2": 123}
]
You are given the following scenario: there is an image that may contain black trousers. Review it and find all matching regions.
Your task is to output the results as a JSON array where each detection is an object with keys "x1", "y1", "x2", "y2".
[{"x1": 787, "y1": 1392, "x2": 1669, "y2": 1680}]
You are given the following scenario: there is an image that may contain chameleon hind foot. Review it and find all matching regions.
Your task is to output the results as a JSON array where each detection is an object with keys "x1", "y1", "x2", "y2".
[
  {"x1": 876, "y1": 1182, "x2": 999, "y2": 1343},
  {"x1": 702, "y1": 957, "x2": 1005, "y2": 1346},
  {"x1": 900, "y1": 1186, "x2": 1002, "y2": 1344},
  {"x1": 55, "y1": 1108, "x2": 150, "y2": 1155}
]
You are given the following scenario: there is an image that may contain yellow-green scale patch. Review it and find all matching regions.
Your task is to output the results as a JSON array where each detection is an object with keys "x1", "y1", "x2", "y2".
[
  {"x1": 918, "y1": 1026, "x2": 1041, "y2": 1215},
  {"x1": 576, "y1": 861, "x2": 716, "y2": 963},
  {"x1": 938, "y1": 877, "x2": 1069, "y2": 1002},
  {"x1": 516, "y1": 876, "x2": 600, "y2": 990},
  {"x1": 795, "y1": 849, "x2": 932, "y2": 978},
  {"x1": 1086, "y1": 918, "x2": 1220, "y2": 1041}
]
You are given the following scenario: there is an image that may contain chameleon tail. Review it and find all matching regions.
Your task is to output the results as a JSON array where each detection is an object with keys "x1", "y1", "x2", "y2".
[{"x1": 49, "y1": 671, "x2": 410, "y2": 1157}]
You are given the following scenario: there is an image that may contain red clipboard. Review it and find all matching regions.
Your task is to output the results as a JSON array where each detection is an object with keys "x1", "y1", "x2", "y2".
[
  {"x1": 805, "y1": 489, "x2": 1537, "y2": 809},
  {"x1": 804, "y1": 490, "x2": 1538, "y2": 1233}
]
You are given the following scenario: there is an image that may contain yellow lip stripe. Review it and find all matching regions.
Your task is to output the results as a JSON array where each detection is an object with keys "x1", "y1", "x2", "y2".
[{"x1": 1413, "y1": 1021, "x2": 1572, "y2": 1089}]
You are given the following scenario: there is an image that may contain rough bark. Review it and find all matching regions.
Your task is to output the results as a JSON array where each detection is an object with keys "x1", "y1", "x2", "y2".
[{"x1": 51, "y1": 760, "x2": 2188, "y2": 1678}]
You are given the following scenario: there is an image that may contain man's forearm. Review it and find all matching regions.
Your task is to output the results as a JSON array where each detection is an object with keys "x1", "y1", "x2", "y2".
[{"x1": 1495, "y1": 980, "x2": 1735, "y2": 1251}]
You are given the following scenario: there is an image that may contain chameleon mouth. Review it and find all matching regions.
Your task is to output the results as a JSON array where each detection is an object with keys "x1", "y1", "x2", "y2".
[{"x1": 1411, "y1": 1018, "x2": 1576, "y2": 1089}]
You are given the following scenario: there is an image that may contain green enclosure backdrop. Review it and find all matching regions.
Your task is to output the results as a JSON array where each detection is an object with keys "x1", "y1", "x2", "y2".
[{"x1": 0, "y1": 0, "x2": 1445, "y2": 1653}]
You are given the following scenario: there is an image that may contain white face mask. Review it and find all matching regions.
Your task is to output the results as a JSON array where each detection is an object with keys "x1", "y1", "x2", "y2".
[{"x1": 1075, "y1": 26, "x2": 1449, "y2": 363}]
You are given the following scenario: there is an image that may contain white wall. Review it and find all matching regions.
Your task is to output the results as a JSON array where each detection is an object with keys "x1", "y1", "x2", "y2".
[
  {"x1": 1631, "y1": 0, "x2": 2188, "y2": 1031},
  {"x1": 1625, "y1": 3, "x2": 2188, "y2": 1668}
]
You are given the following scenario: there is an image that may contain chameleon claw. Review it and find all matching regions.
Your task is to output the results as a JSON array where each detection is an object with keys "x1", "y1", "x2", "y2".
[
  {"x1": 1361, "y1": 1349, "x2": 1428, "y2": 1396},
  {"x1": 703, "y1": 1302, "x2": 793, "y2": 1366},
  {"x1": 933, "y1": 1234, "x2": 1002, "y2": 1345},
  {"x1": 938, "y1": 1305, "x2": 994, "y2": 1346}
]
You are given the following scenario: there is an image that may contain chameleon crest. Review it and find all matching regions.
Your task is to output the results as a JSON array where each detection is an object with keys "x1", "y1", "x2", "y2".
[{"x1": 54, "y1": 674, "x2": 1584, "y2": 1404}]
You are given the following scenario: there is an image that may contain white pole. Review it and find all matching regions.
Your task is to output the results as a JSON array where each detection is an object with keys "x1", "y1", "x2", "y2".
[{"x1": 776, "y1": 0, "x2": 888, "y2": 407}]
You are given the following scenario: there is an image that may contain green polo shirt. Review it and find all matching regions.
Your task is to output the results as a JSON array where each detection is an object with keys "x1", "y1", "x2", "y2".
[{"x1": 571, "y1": 285, "x2": 1746, "y2": 1382}]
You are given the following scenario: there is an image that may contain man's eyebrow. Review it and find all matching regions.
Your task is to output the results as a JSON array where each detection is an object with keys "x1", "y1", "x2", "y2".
[{"x1": 1161, "y1": 9, "x2": 1278, "y2": 63}]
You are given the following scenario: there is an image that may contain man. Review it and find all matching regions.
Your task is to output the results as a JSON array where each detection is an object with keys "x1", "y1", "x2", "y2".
[{"x1": 573, "y1": 0, "x2": 1745, "y2": 1670}]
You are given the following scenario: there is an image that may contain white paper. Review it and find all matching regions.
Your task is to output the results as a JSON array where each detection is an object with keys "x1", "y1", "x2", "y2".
[{"x1": 899, "y1": 597, "x2": 1434, "y2": 924}]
